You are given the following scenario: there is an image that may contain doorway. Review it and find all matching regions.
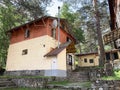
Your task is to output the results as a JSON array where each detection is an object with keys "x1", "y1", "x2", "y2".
[{"x1": 51, "y1": 57, "x2": 58, "y2": 76}]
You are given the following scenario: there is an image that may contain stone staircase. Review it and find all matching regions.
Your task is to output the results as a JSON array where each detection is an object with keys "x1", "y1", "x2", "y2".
[
  {"x1": 0, "y1": 78, "x2": 16, "y2": 89},
  {"x1": 67, "y1": 68, "x2": 89, "y2": 82}
]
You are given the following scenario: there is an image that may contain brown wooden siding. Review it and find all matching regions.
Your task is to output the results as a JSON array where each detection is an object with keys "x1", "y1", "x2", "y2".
[{"x1": 10, "y1": 18, "x2": 75, "y2": 44}]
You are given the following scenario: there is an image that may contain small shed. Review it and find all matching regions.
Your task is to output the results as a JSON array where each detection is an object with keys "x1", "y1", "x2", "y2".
[{"x1": 76, "y1": 52, "x2": 99, "y2": 67}]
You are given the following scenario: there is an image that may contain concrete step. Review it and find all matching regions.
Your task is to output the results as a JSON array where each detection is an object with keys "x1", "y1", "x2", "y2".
[
  {"x1": 0, "y1": 78, "x2": 11, "y2": 81},
  {"x1": 0, "y1": 78, "x2": 16, "y2": 88},
  {"x1": 0, "y1": 86, "x2": 17, "y2": 89},
  {"x1": 0, "y1": 82, "x2": 15, "y2": 87},
  {"x1": 0, "y1": 80, "x2": 12, "y2": 83}
]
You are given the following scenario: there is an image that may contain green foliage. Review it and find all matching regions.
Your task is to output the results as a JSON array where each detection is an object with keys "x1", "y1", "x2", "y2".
[
  {"x1": 102, "y1": 76, "x2": 120, "y2": 80},
  {"x1": 61, "y1": 3, "x2": 76, "y2": 25},
  {"x1": 79, "y1": 82, "x2": 91, "y2": 88},
  {"x1": 102, "y1": 70, "x2": 120, "y2": 80},
  {"x1": 0, "y1": 1, "x2": 24, "y2": 68},
  {"x1": 60, "y1": 0, "x2": 109, "y2": 54},
  {"x1": 11, "y1": 0, "x2": 51, "y2": 19},
  {"x1": 49, "y1": 81, "x2": 91, "y2": 88},
  {"x1": 73, "y1": 28, "x2": 85, "y2": 43},
  {"x1": 104, "y1": 45, "x2": 112, "y2": 51},
  {"x1": 60, "y1": 3, "x2": 85, "y2": 43},
  {"x1": 114, "y1": 69, "x2": 120, "y2": 77}
]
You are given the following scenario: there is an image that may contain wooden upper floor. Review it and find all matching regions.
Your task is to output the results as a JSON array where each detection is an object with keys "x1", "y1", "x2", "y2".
[{"x1": 8, "y1": 16, "x2": 76, "y2": 44}]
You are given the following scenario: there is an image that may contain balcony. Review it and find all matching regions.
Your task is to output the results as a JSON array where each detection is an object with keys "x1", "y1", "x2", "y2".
[{"x1": 103, "y1": 28, "x2": 120, "y2": 45}]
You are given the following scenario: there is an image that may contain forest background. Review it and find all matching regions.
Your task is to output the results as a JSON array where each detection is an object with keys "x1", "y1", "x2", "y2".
[{"x1": 0, "y1": 0, "x2": 110, "y2": 68}]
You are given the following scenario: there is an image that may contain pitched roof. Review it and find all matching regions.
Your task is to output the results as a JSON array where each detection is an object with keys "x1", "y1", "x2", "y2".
[
  {"x1": 76, "y1": 49, "x2": 120, "y2": 56},
  {"x1": 44, "y1": 42, "x2": 71, "y2": 57},
  {"x1": 8, "y1": 16, "x2": 65, "y2": 32},
  {"x1": 7, "y1": 16, "x2": 76, "y2": 43},
  {"x1": 76, "y1": 52, "x2": 98, "y2": 56}
]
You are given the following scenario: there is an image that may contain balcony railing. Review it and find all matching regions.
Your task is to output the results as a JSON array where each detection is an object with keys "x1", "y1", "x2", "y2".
[{"x1": 103, "y1": 28, "x2": 120, "y2": 44}]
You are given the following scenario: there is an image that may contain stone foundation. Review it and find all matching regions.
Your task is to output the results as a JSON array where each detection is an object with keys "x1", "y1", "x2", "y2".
[
  {"x1": 5, "y1": 70, "x2": 67, "y2": 77},
  {"x1": 5, "y1": 70, "x2": 44, "y2": 76},
  {"x1": 11, "y1": 78, "x2": 120, "y2": 89},
  {"x1": 12, "y1": 78, "x2": 50, "y2": 88}
]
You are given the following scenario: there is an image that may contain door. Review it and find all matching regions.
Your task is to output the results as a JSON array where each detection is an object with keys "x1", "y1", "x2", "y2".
[{"x1": 51, "y1": 57, "x2": 57, "y2": 76}]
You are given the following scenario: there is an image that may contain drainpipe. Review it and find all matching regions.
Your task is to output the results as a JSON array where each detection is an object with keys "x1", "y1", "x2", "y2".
[{"x1": 58, "y1": 6, "x2": 60, "y2": 48}]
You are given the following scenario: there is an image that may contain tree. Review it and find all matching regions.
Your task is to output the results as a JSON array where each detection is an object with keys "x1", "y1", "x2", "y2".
[
  {"x1": 93, "y1": 0, "x2": 105, "y2": 66},
  {"x1": 60, "y1": 3, "x2": 85, "y2": 53},
  {"x1": 0, "y1": 1, "x2": 15, "y2": 68},
  {"x1": 60, "y1": 0, "x2": 109, "y2": 54},
  {"x1": 60, "y1": 3, "x2": 85, "y2": 42},
  {"x1": 11, "y1": 0, "x2": 51, "y2": 20}
]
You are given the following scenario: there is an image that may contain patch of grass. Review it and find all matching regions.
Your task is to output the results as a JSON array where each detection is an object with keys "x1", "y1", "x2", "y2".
[
  {"x1": 102, "y1": 70, "x2": 120, "y2": 80},
  {"x1": 80, "y1": 82, "x2": 91, "y2": 88},
  {"x1": 114, "y1": 70, "x2": 120, "y2": 78},
  {"x1": 102, "y1": 76, "x2": 120, "y2": 80},
  {"x1": 1, "y1": 87, "x2": 52, "y2": 90},
  {"x1": 49, "y1": 80, "x2": 70, "y2": 85},
  {"x1": 49, "y1": 81, "x2": 91, "y2": 88},
  {"x1": 0, "y1": 75, "x2": 50, "y2": 79}
]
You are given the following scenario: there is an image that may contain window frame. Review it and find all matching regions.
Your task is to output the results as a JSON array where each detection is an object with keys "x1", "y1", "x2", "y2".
[
  {"x1": 112, "y1": 52, "x2": 119, "y2": 60},
  {"x1": 51, "y1": 29, "x2": 56, "y2": 39},
  {"x1": 84, "y1": 58, "x2": 87, "y2": 63},
  {"x1": 89, "y1": 59, "x2": 94, "y2": 63},
  {"x1": 25, "y1": 29, "x2": 30, "y2": 38},
  {"x1": 22, "y1": 49, "x2": 28, "y2": 55}
]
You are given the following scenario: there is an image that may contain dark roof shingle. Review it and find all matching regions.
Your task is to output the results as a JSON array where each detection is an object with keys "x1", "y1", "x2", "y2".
[{"x1": 44, "y1": 42, "x2": 71, "y2": 57}]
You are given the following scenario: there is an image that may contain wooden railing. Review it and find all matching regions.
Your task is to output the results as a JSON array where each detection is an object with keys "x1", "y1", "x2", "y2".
[{"x1": 103, "y1": 28, "x2": 120, "y2": 44}]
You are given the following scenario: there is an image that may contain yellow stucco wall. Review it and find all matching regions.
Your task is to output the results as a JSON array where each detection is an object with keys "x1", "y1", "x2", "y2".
[
  {"x1": 6, "y1": 35, "x2": 64, "y2": 71},
  {"x1": 57, "y1": 48, "x2": 66, "y2": 71},
  {"x1": 78, "y1": 54, "x2": 99, "y2": 67}
]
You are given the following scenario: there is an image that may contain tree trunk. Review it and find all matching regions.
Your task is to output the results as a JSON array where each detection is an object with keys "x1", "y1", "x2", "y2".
[
  {"x1": 79, "y1": 43, "x2": 82, "y2": 53},
  {"x1": 93, "y1": 0, "x2": 105, "y2": 67}
]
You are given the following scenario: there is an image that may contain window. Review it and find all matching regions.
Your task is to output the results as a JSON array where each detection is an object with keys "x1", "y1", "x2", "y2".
[
  {"x1": 43, "y1": 44, "x2": 45, "y2": 47},
  {"x1": 105, "y1": 53, "x2": 110, "y2": 61},
  {"x1": 89, "y1": 59, "x2": 94, "y2": 63},
  {"x1": 25, "y1": 29, "x2": 30, "y2": 38},
  {"x1": 66, "y1": 37, "x2": 71, "y2": 42},
  {"x1": 22, "y1": 49, "x2": 28, "y2": 55},
  {"x1": 51, "y1": 29, "x2": 56, "y2": 38},
  {"x1": 61, "y1": 23, "x2": 65, "y2": 30},
  {"x1": 112, "y1": 52, "x2": 119, "y2": 60},
  {"x1": 84, "y1": 58, "x2": 87, "y2": 63},
  {"x1": 68, "y1": 55, "x2": 72, "y2": 65}
]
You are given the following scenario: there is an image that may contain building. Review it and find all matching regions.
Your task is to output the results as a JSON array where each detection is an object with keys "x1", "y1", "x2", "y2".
[
  {"x1": 6, "y1": 16, "x2": 76, "y2": 77},
  {"x1": 76, "y1": 53, "x2": 99, "y2": 67},
  {"x1": 76, "y1": 49, "x2": 120, "y2": 69}
]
